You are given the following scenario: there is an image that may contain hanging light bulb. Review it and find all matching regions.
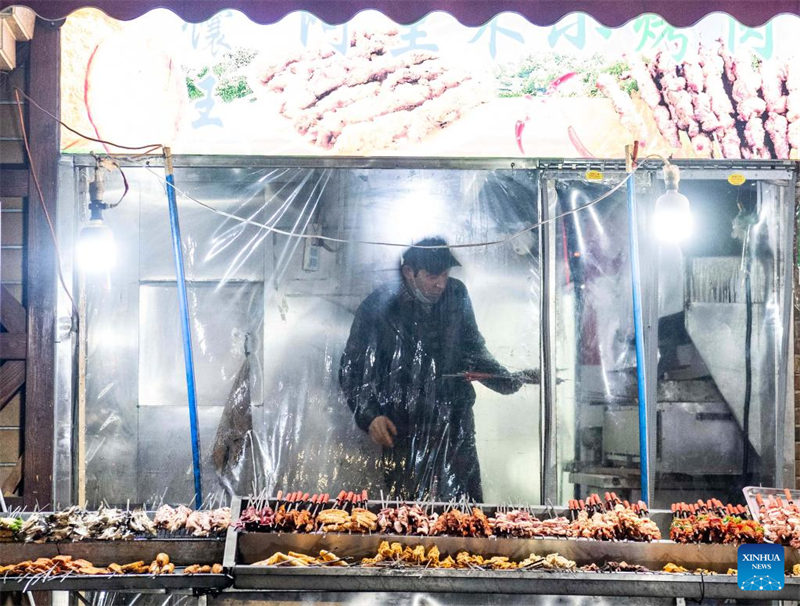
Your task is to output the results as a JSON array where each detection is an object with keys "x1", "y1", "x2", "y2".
[
  {"x1": 77, "y1": 167, "x2": 117, "y2": 273},
  {"x1": 653, "y1": 163, "x2": 692, "y2": 243},
  {"x1": 76, "y1": 219, "x2": 116, "y2": 273}
]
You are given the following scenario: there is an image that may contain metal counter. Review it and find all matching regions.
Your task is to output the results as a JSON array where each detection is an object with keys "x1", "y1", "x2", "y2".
[{"x1": 229, "y1": 566, "x2": 797, "y2": 600}]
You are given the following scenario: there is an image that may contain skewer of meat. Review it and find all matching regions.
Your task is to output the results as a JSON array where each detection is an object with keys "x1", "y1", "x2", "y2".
[
  {"x1": 783, "y1": 60, "x2": 800, "y2": 157},
  {"x1": 319, "y1": 492, "x2": 328, "y2": 513},
  {"x1": 656, "y1": 52, "x2": 701, "y2": 138},
  {"x1": 595, "y1": 73, "x2": 648, "y2": 145},
  {"x1": 627, "y1": 54, "x2": 681, "y2": 148},
  {"x1": 719, "y1": 42, "x2": 768, "y2": 157},
  {"x1": 568, "y1": 500, "x2": 577, "y2": 521},
  {"x1": 760, "y1": 60, "x2": 788, "y2": 114},
  {"x1": 699, "y1": 41, "x2": 741, "y2": 158},
  {"x1": 682, "y1": 50, "x2": 718, "y2": 156}
]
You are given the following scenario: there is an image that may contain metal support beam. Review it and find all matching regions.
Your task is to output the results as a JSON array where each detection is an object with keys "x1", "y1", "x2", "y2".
[{"x1": 539, "y1": 177, "x2": 557, "y2": 503}]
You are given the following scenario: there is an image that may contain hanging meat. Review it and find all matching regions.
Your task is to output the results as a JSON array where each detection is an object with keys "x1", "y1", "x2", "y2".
[
  {"x1": 251, "y1": 29, "x2": 488, "y2": 154},
  {"x1": 601, "y1": 41, "x2": 792, "y2": 159}
]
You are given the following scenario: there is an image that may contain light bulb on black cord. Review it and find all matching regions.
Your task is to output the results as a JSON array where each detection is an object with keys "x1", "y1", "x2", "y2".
[
  {"x1": 76, "y1": 168, "x2": 117, "y2": 273},
  {"x1": 653, "y1": 163, "x2": 692, "y2": 243}
]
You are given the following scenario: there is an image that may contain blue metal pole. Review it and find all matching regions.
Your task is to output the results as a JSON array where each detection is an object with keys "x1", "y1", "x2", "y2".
[
  {"x1": 626, "y1": 170, "x2": 650, "y2": 505},
  {"x1": 164, "y1": 148, "x2": 203, "y2": 509}
]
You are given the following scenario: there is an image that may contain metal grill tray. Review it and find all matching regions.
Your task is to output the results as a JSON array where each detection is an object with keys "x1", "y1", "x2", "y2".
[
  {"x1": 0, "y1": 538, "x2": 225, "y2": 567},
  {"x1": 231, "y1": 531, "x2": 800, "y2": 577},
  {"x1": 226, "y1": 496, "x2": 800, "y2": 599},
  {"x1": 231, "y1": 566, "x2": 800, "y2": 600},
  {"x1": 743, "y1": 485, "x2": 800, "y2": 523},
  {"x1": 0, "y1": 572, "x2": 230, "y2": 593}
]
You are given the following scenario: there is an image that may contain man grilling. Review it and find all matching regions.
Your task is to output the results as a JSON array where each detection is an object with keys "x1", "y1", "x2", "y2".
[{"x1": 339, "y1": 236, "x2": 539, "y2": 502}]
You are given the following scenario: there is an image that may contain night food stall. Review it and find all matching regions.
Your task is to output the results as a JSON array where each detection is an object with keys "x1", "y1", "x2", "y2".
[{"x1": 0, "y1": 0, "x2": 798, "y2": 604}]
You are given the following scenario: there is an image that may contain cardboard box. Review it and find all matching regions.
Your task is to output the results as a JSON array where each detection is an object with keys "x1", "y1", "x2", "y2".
[
  {"x1": 4, "y1": 7, "x2": 35, "y2": 40},
  {"x1": 0, "y1": 18, "x2": 15, "y2": 71}
]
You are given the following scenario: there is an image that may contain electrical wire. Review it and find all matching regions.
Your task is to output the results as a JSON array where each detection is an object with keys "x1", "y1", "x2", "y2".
[
  {"x1": 14, "y1": 85, "x2": 659, "y2": 255},
  {"x1": 13, "y1": 83, "x2": 661, "y2": 307},
  {"x1": 13, "y1": 89, "x2": 79, "y2": 319},
  {"x1": 13, "y1": 88, "x2": 163, "y2": 154},
  {"x1": 16, "y1": 87, "x2": 151, "y2": 208},
  {"x1": 143, "y1": 163, "x2": 637, "y2": 250},
  {"x1": 11, "y1": 87, "x2": 163, "y2": 321},
  {"x1": 96, "y1": 157, "x2": 131, "y2": 208}
]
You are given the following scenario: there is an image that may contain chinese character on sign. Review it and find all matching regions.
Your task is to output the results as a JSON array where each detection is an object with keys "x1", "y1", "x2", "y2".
[
  {"x1": 182, "y1": 14, "x2": 231, "y2": 56},
  {"x1": 192, "y1": 74, "x2": 223, "y2": 128},
  {"x1": 468, "y1": 17, "x2": 523, "y2": 59},
  {"x1": 300, "y1": 13, "x2": 349, "y2": 54},
  {"x1": 547, "y1": 14, "x2": 611, "y2": 50},
  {"x1": 633, "y1": 15, "x2": 688, "y2": 61},
  {"x1": 391, "y1": 22, "x2": 438, "y2": 55},
  {"x1": 727, "y1": 19, "x2": 773, "y2": 59}
]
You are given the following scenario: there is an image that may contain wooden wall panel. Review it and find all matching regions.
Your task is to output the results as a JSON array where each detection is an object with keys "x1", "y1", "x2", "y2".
[
  {"x1": 0, "y1": 22, "x2": 28, "y2": 508},
  {"x1": 1, "y1": 248, "x2": 22, "y2": 282},
  {"x1": 0, "y1": 394, "x2": 21, "y2": 426},
  {"x1": 1, "y1": 210, "x2": 22, "y2": 243},
  {"x1": 0, "y1": 428, "x2": 19, "y2": 461}
]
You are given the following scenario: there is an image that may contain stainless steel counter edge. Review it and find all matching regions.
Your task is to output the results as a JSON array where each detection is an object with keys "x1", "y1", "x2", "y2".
[{"x1": 231, "y1": 567, "x2": 798, "y2": 600}]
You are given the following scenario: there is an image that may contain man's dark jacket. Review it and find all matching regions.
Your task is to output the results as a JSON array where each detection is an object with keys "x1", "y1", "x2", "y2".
[{"x1": 339, "y1": 277, "x2": 520, "y2": 502}]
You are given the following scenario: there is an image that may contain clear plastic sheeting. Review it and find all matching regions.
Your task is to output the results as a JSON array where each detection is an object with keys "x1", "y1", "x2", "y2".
[
  {"x1": 547, "y1": 170, "x2": 794, "y2": 507},
  {"x1": 675, "y1": 179, "x2": 793, "y2": 496},
  {"x1": 546, "y1": 177, "x2": 634, "y2": 504},
  {"x1": 65, "y1": 158, "x2": 793, "y2": 510},
  {"x1": 75, "y1": 161, "x2": 542, "y2": 506}
]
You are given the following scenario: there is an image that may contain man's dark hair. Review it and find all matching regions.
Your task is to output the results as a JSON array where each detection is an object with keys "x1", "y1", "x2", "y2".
[{"x1": 401, "y1": 236, "x2": 461, "y2": 275}]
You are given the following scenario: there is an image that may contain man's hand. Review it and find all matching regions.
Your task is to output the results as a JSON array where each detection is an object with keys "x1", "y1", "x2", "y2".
[{"x1": 368, "y1": 415, "x2": 397, "y2": 447}]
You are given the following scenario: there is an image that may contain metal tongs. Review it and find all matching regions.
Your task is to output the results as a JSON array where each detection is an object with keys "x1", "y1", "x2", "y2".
[{"x1": 440, "y1": 370, "x2": 540, "y2": 383}]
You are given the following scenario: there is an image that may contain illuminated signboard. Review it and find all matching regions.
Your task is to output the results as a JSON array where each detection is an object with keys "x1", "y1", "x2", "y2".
[{"x1": 61, "y1": 9, "x2": 793, "y2": 158}]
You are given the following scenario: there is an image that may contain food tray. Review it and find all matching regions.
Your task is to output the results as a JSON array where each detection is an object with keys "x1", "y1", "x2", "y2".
[
  {"x1": 0, "y1": 537, "x2": 226, "y2": 567},
  {"x1": 0, "y1": 572, "x2": 230, "y2": 593},
  {"x1": 225, "y1": 495, "x2": 800, "y2": 579},
  {"x1": 742, "y1": 486, "x2": 800, "y2": 523},
  {"x1": 229, "y1": 530, "x2": 800, "y2": 577}
]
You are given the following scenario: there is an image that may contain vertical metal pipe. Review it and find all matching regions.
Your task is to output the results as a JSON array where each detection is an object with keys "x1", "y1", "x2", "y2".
[
  {"x1": 538, "y1": 175, "x2": 557, "y2": 503},
  {"x1": 777, "y1": 175, "x2": 799, "y2": 486},
  {"x1": 77, "y1": 272, "x2": 87, "y2": 506},
  {"x1": 772, "y1": 177, "x2": 794, "y2": 487},
  {"x1": 642, "y1": 189, "x2": 658, "y2": 508},
  {"x1": 626, "y1": 171, "x2": 651, "y2": 505},
  {"x1": 163, "y1": 148, "x2": 203, "y2": 508}
]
